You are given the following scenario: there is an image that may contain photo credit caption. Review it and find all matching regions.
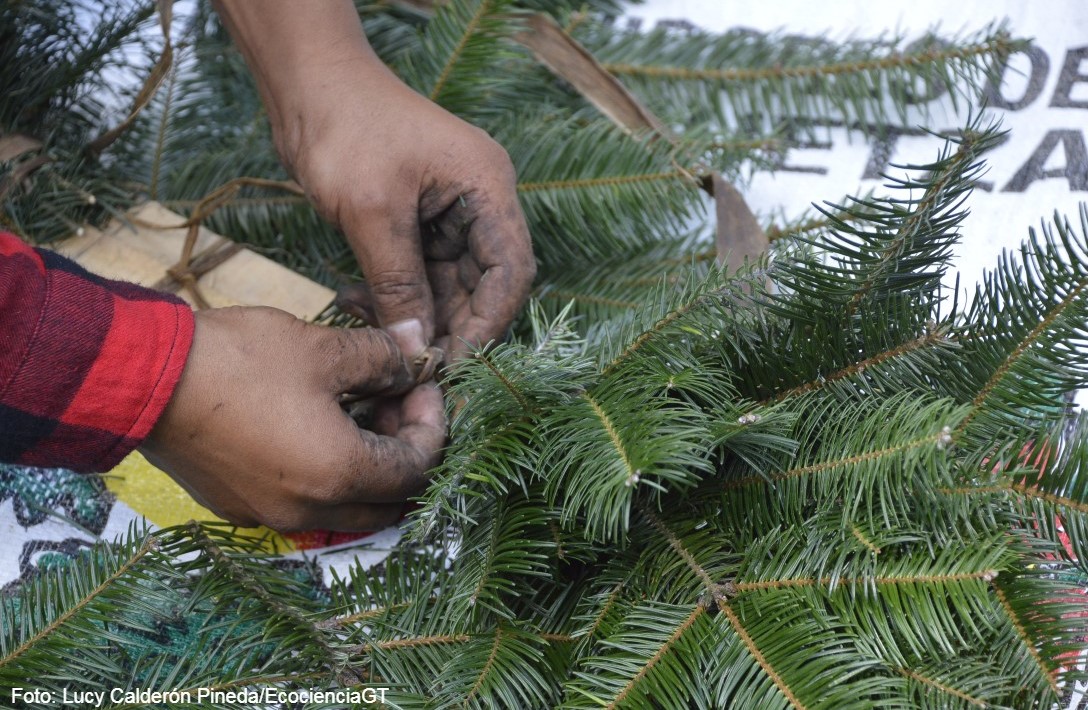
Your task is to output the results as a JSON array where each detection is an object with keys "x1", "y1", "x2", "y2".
[{"x1": 9, "y1": 686, "x2": 390, "y2": 707}]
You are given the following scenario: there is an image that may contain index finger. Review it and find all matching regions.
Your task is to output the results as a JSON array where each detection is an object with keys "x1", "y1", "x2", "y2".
[
  {"x1": 341, "y1": 203, "x2": 435, "y2": 357},
  {"x1": 451, "y1": 175, "x2": 536, "y2": 359}
]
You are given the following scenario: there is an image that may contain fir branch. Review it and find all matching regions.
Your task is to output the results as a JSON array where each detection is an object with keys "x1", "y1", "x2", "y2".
[
  {"x1": 760, "y1": 329, "x2": 948, "y2": 405},
  {"x1": 431, "y1": 625, "x2": 553, "y2": 708},
  {"x1": 474, "y1": 350, "x2": 536, "y2": 413},
  {"x1": 989, "y1": 417, "x2": 1088, "y2": 569},
  {"x1": 533, "y1": 234, "x2": 712, "y2": 327},
  {"x1": 429, "y1": 0, "x2": 492, "y2": 101},
  {"x1": 1006, "y1": 481, "x2": 1088, "y2": 515},
  {"x1": 469, "y1": 510, "x2": 503, "y2": 610},
  {"x1": 321, "y1": 601, "x2": 418, "y2": 629},
  {"x1": 603, "y1": 302, "x2": 700, "y2": 375},
  {"x1": 583, "y1": 392, "x2": 638, "y2": 481},
  {"x1": 716, "y1": 600, "x2": 805, "y2": 709},
  {"x1": 602, "y1": 35, "x2": 1014, "y2": 83},
  {"x1": 398, "y1": 0, "x2": 520, "y2": 120},
  {"x1": 894, "y1": 666, "x2": 988, "y2": 708},
  {"x1": 517, "y1": 169, "x2": 686, "y2": 193},
  {"x1": 990, "y1": 581, "x2": 1060, "y2": 696},
  {"x1": 148, "y1": 65, "x2": 175, "y2": 200},
  {"x1": 548, "y1": 519, "x2": 565, "y2": 561},
  {"x1": 542, "y1": 381, "x2": 712, "y2": 541},
  {"x1": 360, "y1": 634, "x2": 471, "y2": 653},
  {"x1": 641, "y1": 506, "x2": 719, "y2": 596},
  {"x1": 443, "y1": 497, "x2": 553, "y2": 619},
  {"x1": 528, "y1": 298, "x2": 584, "y2": 357},
  {"x1": 504, "y1": 116, "x2": 704, "y2": 270},
  {"x1": 937, "y1": 484, "x2": 1009, "y2": 497},
  {"x1": 579, "y1": 19, "x2": 1021, "y2": 136},
  {"x1": 0, "y1": 536, "x2": 156, "y2": 670},
  {"x1": 763, "y1": 120, "x2": 1002, "y2": 347},
  {"x1": 957, "y1": 275, "x2": 1088, "y2": 434},
  {"x1": 539, "y1": 632, "x2": 576, "y2": 643},
  {"x1": 600, "y1": 274, "x2": 730, "y2": 376},
  {"x1": 732, "y1": 569, "x2": 998, "y2": 593},
  {"x1": 606, "y1": 605, "x2": 705, "y2": 709},
  {"x1": 583, "y1": 584, "x2": 624, "y2": 641},
  {"x1": 724, "y1": 430, "x2": 946, "y2": 490},
  {"x1": 464, "y1": 625, "x2": 504, "y2": 705},
  {"x1": 943, "y1": 206, "x2": 1088, "y2": 460},
  {"x1": 765, "y1": 213, "x2": 863, "y2": 243},
  {"x1": 844, "y1": 127, "x2": 984, "y2": 316},
  {"x1": 851, "y1": 526, "x2": 882, "y2": 555},
  {"x1": 185, "y1": 523, "x2": 341, "y2": 667},
  {"x1": 720, "y1": 397, "x2": 969, "y2": 537}
]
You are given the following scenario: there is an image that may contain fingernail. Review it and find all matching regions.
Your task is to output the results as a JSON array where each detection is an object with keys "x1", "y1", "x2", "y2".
[{"x1": 387, "y1": 319, "x2": 427, "y2": 358}]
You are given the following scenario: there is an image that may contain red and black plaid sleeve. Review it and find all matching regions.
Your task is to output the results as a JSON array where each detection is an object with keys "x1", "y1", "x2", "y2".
[{"x1": 0, "y1": 231, "x2": 194, "y2": 472}]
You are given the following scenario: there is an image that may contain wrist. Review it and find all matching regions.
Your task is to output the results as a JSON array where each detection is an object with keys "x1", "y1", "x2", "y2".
[{"x1": 212, "y1": 0, "x2": 391, "y2": 158}]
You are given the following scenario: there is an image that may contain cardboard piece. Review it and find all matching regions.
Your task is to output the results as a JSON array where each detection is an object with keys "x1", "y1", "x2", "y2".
[{"x1": 56, "y1": 201, "x2": 335, "y2": 320}]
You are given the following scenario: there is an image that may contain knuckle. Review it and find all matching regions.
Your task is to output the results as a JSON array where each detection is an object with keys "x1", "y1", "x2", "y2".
[
  {"x1": 487, "y1": 144, "x2": 517, "y2": 180},
  {"x1": 518, "y1": 252, "x2": 538, "y2": 285},
  {"x1": 466, "y1": 129, "x2": 515, "y2": 177},
  {"x1": 346, "y1": 185, "x2": 393, "y2": 216},
  {"x1": 367, "y1": 271, "x2": 428, "y2": 307},
  {"x1": 361, "y1": 326, "x2": 401, "y2": 360}
]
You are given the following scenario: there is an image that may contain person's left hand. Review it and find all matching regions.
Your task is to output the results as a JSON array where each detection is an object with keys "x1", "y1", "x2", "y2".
[{"x1": 273, "y1": 61, "x2": 537, "y2": 363}]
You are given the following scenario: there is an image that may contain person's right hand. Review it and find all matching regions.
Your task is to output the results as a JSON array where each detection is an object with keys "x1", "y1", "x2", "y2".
[
  {"x1": 279, "y1": 65, "x2": 536, "y2": 363},
  {"x1": 139, "y1": 306, "x2": 445, "y2": 532}
]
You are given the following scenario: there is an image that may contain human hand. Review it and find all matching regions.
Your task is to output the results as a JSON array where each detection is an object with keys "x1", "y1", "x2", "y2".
[
  {"x1": 139, "y1": 306, "x2": 445, "y2": 531},
  {"x1": 272, "y1": 62, "x2": 537, "y2": 362}
]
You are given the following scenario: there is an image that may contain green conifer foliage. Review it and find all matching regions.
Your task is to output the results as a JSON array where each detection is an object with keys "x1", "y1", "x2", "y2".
[{"x1": 4, "y1": 1, "x2": 1088, "y2": 708}]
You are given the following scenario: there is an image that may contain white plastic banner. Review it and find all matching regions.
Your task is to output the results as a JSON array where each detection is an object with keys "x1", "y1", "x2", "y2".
[
  {"x1": 629, "y1": 0, "x2": 1088, "y2": 285},
  {"x1": 626, "y1": 5, "x2": 1088, "y2": 705}
]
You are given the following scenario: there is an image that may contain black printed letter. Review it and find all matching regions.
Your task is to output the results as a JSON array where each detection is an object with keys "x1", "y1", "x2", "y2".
[
  {"x1": 1002, "y1": 129, "x2": 1088, "y2": 192},
  {"x1": 1050, "y1": 46, "x2": 1088, "y2": 109}
]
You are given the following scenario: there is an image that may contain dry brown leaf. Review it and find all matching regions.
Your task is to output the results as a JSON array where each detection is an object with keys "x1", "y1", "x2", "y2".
[
  {"x1": 514, "y1": 13, "x2": 667, "y2": 136},
  {"x1": 0, "y1": 134, "x2": 43, "y2": 163},
  {"x1": 513, "y1": 14, "x2": 766, "y2": 260},
  {"x1": 712, "y1": 173, "x2": 768, "y2": 271},
  {"x1": 85, "y1": 0, "x2": 175, "y2": 155}
]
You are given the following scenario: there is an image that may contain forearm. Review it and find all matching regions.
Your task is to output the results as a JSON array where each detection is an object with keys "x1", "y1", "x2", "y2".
[{"x1": 212, "y1": 0, "x2": 396, "y2": 154}]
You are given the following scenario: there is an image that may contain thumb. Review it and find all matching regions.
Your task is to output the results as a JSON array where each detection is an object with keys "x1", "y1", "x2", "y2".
[
  {"x1": 326, "y1": 327, "x2": 416, "y2": 397},
  {"x1": 343, "y1": 210, "x2": 434, "y2": 357}
]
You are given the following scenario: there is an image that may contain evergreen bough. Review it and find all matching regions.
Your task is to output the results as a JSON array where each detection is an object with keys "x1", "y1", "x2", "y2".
[{"x1": 3, "y1": 1, "x2": 1088, "y2": 708}]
